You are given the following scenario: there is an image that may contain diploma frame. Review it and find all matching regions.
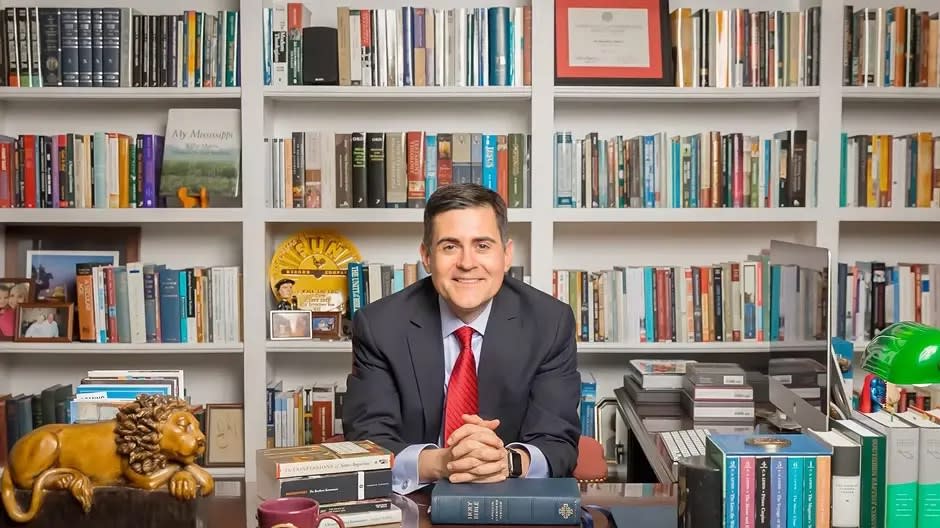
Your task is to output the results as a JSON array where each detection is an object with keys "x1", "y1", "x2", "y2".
[{"x1": 554, "y1": 0, "x2": 674, "y2": 86}]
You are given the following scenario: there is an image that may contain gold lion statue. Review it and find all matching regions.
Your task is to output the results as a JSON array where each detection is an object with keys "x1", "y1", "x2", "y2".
[{"x1": 1, "y1": 393, "x2": 215, "y2": 523}]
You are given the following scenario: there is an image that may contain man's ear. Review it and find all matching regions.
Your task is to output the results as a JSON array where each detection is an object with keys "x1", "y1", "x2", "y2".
[
  {"x1": 503, "y1": 238, "x2": 514, "y2": 272},
  {"x1": 419, "y1": 243, "x2": 431, "y2": 274}
]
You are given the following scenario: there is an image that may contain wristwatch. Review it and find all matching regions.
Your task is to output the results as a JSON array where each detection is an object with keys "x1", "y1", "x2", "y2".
[{"x1": 506, "y1": 448, "x2": 523, "y2": 478}]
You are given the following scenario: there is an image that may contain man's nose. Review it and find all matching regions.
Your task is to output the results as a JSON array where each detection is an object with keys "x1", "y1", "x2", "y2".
[{"x1": 458, "y1": 249, "x2": 475, "y2": 269}]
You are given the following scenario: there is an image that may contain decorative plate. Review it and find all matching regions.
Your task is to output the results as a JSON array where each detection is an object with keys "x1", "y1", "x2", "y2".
[{"x1": 269, "y1": 231, "x2": 362, "y2": 313}]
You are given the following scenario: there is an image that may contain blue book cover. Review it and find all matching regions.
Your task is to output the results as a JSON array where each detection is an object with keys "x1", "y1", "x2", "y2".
[
  {"x1": 707, "y1": 434, "x2": 832, "y2": 458},
  {"x1": 430, "y1": 478, "x2": 581, "y2": 525}
]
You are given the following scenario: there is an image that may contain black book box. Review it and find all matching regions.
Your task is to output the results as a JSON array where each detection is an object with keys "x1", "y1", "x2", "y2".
[{"x1": 303, "y1": 26, "x2": 339, "y2": 85}]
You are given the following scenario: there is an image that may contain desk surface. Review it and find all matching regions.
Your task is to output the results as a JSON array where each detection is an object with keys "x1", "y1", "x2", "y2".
[{"x1": 3, "y1": 479, "x2": 676, "y2": 528}]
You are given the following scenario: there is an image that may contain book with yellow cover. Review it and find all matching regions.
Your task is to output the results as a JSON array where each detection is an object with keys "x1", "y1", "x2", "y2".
[{"x1": 257, "y1": 439, "x2": 393, "y2": 479}]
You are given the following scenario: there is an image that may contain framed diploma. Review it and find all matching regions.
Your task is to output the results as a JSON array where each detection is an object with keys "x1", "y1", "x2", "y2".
[{"x1": 555, "y1": 0, "x2": 674, "y2": 86}]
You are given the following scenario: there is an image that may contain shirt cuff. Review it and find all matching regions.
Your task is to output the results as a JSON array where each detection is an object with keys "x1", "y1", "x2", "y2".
[
  {"x1": 392, "y1": 443, "x2": 438, "y2": 495},
  {"x1": 507, "y1": 443, "x2": 549, "y2": 478}
]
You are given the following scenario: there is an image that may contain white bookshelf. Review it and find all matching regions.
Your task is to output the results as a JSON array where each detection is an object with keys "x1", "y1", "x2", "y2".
[{"x1": 1, "y1": 0, "x2": 938, "y2": 490}]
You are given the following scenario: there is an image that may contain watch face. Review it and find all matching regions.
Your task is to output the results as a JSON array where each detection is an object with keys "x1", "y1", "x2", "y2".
[{"x1": 508, "y1": 449, "x2": 523, "y2": 477}]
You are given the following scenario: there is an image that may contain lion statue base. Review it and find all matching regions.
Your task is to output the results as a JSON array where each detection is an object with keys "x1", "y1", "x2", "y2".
[{"x1": 1, "y1": 394, "x2": 215, "y2": 524}]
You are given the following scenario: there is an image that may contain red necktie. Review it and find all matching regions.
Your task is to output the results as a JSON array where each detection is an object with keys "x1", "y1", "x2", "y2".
[{"x1": 444, "y1": 325, "x2": 478, "y2": 443}]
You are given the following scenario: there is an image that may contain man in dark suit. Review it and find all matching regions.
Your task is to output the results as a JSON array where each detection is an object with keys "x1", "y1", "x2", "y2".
[{"x1": 342, "y1": 183, "x2": 581, "y2": 494}]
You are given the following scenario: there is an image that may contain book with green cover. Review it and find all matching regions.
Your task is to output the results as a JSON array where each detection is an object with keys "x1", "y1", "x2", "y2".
[{"x1": 851, "y1": 411, "x2": 918, "y2": 528}]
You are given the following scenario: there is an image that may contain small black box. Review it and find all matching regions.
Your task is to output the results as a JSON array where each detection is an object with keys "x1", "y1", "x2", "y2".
[{"x1": 303, "y1": 26, "x2": 338, "y2": 85}]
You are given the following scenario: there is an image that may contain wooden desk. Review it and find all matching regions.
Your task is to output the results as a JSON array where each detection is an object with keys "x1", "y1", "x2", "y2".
[{"x1": 3, "y1": 479, "x2": 677, "y2": 528}]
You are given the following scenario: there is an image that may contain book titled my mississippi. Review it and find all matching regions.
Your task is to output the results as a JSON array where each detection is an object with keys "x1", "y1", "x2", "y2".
[{"x1": 429, "y1": 478, "x2": 581, "y2": 525}]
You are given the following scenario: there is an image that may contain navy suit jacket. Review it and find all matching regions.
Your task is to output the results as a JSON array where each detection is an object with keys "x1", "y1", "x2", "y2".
[{"x1": 341, "y1": 275, "x2": 582, "y2": 477}]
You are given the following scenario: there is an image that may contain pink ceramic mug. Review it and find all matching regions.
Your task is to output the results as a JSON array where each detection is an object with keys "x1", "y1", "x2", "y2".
[{"x1": 257, "y1": 497, "x2": 345, "y2": 528}]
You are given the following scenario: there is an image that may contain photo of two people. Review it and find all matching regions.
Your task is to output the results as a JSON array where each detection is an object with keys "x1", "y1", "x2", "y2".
[{"x1": 0, "y1": 279, "x2": 33, "y2": 340}]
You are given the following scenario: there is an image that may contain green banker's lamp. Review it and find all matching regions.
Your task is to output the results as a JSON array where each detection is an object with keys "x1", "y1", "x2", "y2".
[{"x1": 861, "y1": 321, "x2": 940, "y2": 385}]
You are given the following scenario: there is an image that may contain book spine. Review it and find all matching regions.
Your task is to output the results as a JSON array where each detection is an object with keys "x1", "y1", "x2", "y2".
[
  {"x1": 740, "y1": 456, "x2": 755, "y2": 528},
  {"x1": 278, "y1": 468, "x2": 392, "y2": 504},
  {"x1": 804, "y1": 456, "x2": 817, "y2": 528},
  {"x1": 430, "y1": 494, "x2": 581, "y2": 525},
  {"x1": 725, "y1": 456, "x2": 739, "y2": 528},
  {"x1": 755, "y1": 457, "x2": 771, "y2": 528},
  {"x1": 90, "y1": 8, "x2": 102, "y2": 86},
  {"x1": 787, "y1": 456, "x2": 804, "y2": 528},
  {"x1": 273, "y1": 453, "x2": 392, "y2": 479},
  {"x1": 37, "y1": 8, "x2": 61, "y2": 86}
]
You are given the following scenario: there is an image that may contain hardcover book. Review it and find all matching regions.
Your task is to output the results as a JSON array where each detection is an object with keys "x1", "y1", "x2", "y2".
[
  {"x1": 257, "y1": 439, "x2": 393, "y2": 479},
  {"x1": 429, "y1": 478, "x2": 581, "y2": 525},
  {"x1": 159, "y1": 108, "x2": 241, "y2": 207}
]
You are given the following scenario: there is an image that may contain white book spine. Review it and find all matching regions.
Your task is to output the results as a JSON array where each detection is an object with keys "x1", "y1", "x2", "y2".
[{"x1": 126, "y1": 262, "x2": 147, "y2": 343}]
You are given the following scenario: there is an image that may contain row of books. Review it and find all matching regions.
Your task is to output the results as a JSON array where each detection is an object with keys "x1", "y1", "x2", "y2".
[
  {"x1": 1, "y1": 7, "x2": 241, "y2": 89},
  {"x1": 75, "y1": 262, "x2": 242, "y2": 345},
  {"x1": 345, "y1": 260, "x2": 527, "y2": 321},
  {"x1": 265, "y1": 380, "x2": 344, "y2": 449},
  {"x1": 265, "y1": 130, "x2": 531, "y2": 210},
  {"x1": 0, "y1": 132, "x2": 164, "y2": 209},
  {"x1": 552, "y1": 254, "x2": 826, "y2": 345},
  {"x1": 1, "y1": 369, "x2": 190, "y2": 466},
  {"x1": 843, "y1": 5, "x2": 940, "y2": 88},
  {"x1": 552, "y1": 130, "x2": 816, "y2": 210},
  {"x1": 840, "y1": 132, "x2": 940, "y2": 209},
  {"x1": 671, "y1": 7, "x2": 822, "y2": 88},
  {"x1": 257, "y1": 440, "x2": 402, "y2": 528},
  {"x1": 836, "y1": 260, "x2": 938, "y2": 344},
  {"x1": 263, "y1": 3, "x2": 530, "y2": 88}
]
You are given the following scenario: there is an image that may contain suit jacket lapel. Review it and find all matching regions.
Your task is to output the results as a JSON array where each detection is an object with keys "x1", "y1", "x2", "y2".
[
  {"x1": 477, "y1": 284, "x2": 521, "y2": 421},
  {"x1": 407, "y1": 279, "x2": 445, "y2": 442}
]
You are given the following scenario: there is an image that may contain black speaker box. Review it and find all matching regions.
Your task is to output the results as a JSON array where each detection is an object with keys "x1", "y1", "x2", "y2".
[{"x1": 302, "y1": 26, "x2": 338, "y2": 85}]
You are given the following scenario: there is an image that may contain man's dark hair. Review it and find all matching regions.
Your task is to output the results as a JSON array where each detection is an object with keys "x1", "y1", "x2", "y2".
[{"x1": 423, "y1": 183, "x2": 508, "y2": 248}]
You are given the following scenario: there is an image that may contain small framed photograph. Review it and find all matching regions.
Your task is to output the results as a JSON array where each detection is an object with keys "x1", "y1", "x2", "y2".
[
  {"x1": 26, "y1": 249, "x2": 119, "y2": 302},
  {"x1": 0, "y1": 278, "x2": 36, "y2": 341},
  {"x1": 311, "y1": 311, "x2": 342, "y2": 340},
  {"x1": 204, "y1": 403, "x2": 245, "y2": 468},
  {"x1": 269, "y1": 310, "x2": 312, "y2": 340},
  {"x1": 15, "y1": 302, "x2": 74, "y2": 342}
]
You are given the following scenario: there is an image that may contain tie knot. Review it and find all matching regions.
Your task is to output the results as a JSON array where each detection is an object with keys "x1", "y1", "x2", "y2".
[{"x1": 454, "y1": 326, "x2": 474, "y2": 348}]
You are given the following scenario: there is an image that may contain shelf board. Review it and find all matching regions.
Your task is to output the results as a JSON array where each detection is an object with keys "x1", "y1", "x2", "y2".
[
  {"x1": 267, "y1": 340, "x2": 352, "y2": 353},
  {"x1": 265, "y1": 207, "x2": 534, "y2": 223},
  {"x1": 837, "y1": 207, "x2": 940, "y2": 223},
  {"x1": 0, "y1": 87, "x2": 241, "y2": 102},
  {"x1": 206, "y1": 467, "x2": 245, "y2": 478},
  {"x1": 0, "y1": 208, "x2": 245, "y2": 224},
  {"x1": 553, "y1": 86, "x2": 820, "y2": 103},
  {"x1": 551, "y1": 207, "x2": 815, "y2": 223},
  {"x1": 264, "y1": 85, "x2": 531, "y2": 102},
  {"x1": 577, "y1": 340, "x2": 828, "y2": 354},
  {"x1": 267, "y1": 339, "x2": 827, "y2": 354},
  {"x1": 842, "y1": 86, "x2": 940, "y2": 102},
  {"x1": 0, "y1": 342, "x2": 243, "y2": 354}
]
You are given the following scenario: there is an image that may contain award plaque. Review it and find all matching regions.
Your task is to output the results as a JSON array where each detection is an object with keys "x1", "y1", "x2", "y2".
[{"x1": 269, "y1": 231, "x2": 362, "y2": 313}]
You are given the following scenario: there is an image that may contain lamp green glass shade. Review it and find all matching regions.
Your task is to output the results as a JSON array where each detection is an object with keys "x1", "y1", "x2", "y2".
[{"x1": 861, "y1": 321, "x2": 940, "y2": 385}]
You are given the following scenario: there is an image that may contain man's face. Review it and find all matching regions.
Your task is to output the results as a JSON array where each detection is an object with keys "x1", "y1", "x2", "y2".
[
  {"x1": 278, "y1": 283, "x2": 292, "y2": 297},
  {"x1": 420, "y1": 205, "x2": 513, "y2": 322}
]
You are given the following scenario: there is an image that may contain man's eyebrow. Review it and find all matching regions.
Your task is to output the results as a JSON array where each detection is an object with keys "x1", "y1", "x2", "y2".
[{"x1": 436, "y1": 236, "x2": 497, "y2": 245}]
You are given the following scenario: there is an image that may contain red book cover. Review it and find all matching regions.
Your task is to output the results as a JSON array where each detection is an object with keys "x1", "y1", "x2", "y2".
[{"x1": 21, "y1": 135, "x2": 37, "y2": 208}]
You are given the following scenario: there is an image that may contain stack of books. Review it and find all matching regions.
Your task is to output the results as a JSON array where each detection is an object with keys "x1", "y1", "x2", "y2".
[
  {"x1": 681, "y1": 362, "x2": 755, "y2": 426},
  {"x1": 256, "y1": 440, "x2": 403, "y2": 527}
]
